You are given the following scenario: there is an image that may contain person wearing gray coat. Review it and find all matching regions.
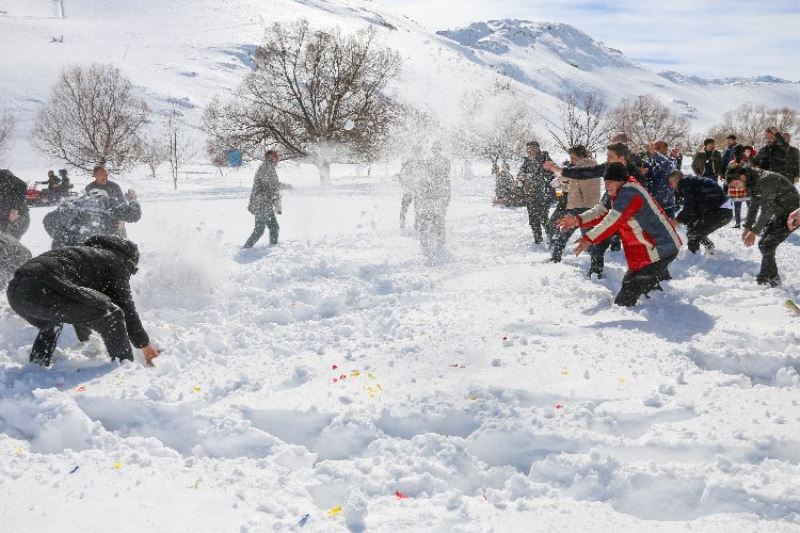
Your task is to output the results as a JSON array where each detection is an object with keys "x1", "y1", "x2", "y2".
[{"x1": 244, "y1": 150, "x2": 282, "y2": 248}]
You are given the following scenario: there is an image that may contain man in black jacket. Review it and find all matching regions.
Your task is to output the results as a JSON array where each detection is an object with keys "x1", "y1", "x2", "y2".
[
  {"x1": 668, "y1": 171, "x2": 732, "y2": 254},
  {"x1": 782, "y1": 132, "x2": 800, "y2": 183},
  {"x1": 86, "y1": 165, "x2": 140, "y2": 238},
  {"x1": 517, "y1": 141, "x2": 554, "y2": 244},
  {"x1": 6, "y1": 236, "x2": 159, "y2": 366},
  {"x1": 0, "y1": 169, "x2": 31, "y2": 240},
  {"x1": 753, "y1": 128, "x2": 790, "y2": 179},
  {"x1": 726, "y1": 166, "x2": 800, "y2": 286}
]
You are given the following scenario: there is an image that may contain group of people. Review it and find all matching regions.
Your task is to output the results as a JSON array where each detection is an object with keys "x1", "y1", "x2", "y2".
[
  {"x1": 492, "y1": 127, "x2": 800, "y2": 306},
  {"x1": 36, "y1": 169, "x2": 73, "y2": 203},
  {"x1": 1, "y1": 122, "x2": 799, "y2": 369},
  {"x1": 1, "y1": 164, "x2": 153, "y2": 367}
]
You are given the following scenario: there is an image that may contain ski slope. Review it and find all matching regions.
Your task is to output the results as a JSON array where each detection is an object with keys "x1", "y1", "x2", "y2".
[{"x1": 0, "y1": 165, "x2": 799, "y2": 531}]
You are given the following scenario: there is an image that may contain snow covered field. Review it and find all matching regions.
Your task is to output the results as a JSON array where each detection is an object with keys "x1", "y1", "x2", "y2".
[{"x1": 1, "y1": 165, "x2": 799, "y2": 532}]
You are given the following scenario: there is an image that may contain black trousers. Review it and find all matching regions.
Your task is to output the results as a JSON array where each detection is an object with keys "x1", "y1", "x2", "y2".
[
  {"x1": 526, "y1": 199, "x2": 550, "y2": 243},
  {"x1": 244, "y1": 213, "x2": 279, "y2": 247},
  {"x1": 547, "y1": 195, "x2": 568, "y2": 244},
  {"x1": 615, "y1": 253, "x2": 678, "y2": 307},
  {"x1": 684, "y1": 208, "x2": 733, "y2": 252},
  {"x1": 7, "y1": 275, "x2": 135, "y2": 366},
  {"x1": 757, "y1": 211, "x2": 796, "y2": 285}
]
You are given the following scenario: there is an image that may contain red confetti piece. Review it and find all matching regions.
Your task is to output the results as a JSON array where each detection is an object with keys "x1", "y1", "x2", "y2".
[
  {"x1": 395, "y1": 489, "x2": 408, "y2": 499},
  {"x1": 340, "y1": 374, "x2": 346, "y2": 380},
  {"x1": 332, "y1": 378, "x2": 338, "y2": 383},
  {"x1": 555, "y1": 404, "x2": 564, "y2": 410},
  {"x1": 76, "y1": 386, "x2": 86, "y2": 392},
  {"x1": 332, "y1": 364, "x2": 338, "y2": 370},
  {"x1": 502, "y1": 336, "x2": 508, "y2": 341}
]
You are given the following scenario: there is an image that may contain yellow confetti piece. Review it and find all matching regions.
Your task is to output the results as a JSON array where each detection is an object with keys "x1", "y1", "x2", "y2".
[
  {"x1": 468, "y1": 395, "x2": 477, "y2": 401},
  {"x1": 327, "y1": 506, "x2": 343, "y2": 517},
  {"x1": 367, "y1": 372, "x2": 375, "y2": 380},
  {"x1": 113, "y1": 462, "x2": 123, "y2": 470},
  {"x1": 367, "y1": 387, "x2": 375, "y2": 399},
  {"x1": 192, "y1": 385, "x2": 202, "y2": 393},
  {"x1": 187, "y1": 480, "x2": 200, "y2": 489},
  {"x1": 376, "y1": 384, "x2": 383, "y2": 391},
  {"x1": 617, "y1": 377, "x2": 625, "y2": 383},
  {"x1": 350, "y1": 371, "x2": 361, "y2": 378},
  {"x1": 560, "y1": 368, "x2": 569, "y2": 376},
  {"x1": 14, "y1": 447, "x2": 22, "y2": 454}
]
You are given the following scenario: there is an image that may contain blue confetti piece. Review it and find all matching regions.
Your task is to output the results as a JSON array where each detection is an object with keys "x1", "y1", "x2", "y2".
[
  {"x1": 299, "y1": 514, "x2": 310, "y2": 527},
  {"x1": 69, "y1": 466, "x2": 79, "y2": 474}
]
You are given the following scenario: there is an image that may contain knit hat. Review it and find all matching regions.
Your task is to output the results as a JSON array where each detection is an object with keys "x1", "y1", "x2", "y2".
[
  {"x1": 604, "y1": 162, "x2": 629, "y2": 182},
  {"x1": 725, "y1": 166, "x2": 758, "y2": 187},
  {"x1": 85, "y1": 235, "x2": 140, "y2": 273}
]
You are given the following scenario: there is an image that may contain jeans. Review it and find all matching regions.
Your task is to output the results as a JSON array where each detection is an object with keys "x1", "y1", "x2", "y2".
[
  {"x1": 732, "y1": 201, "x2": 749, "y2": 226},
  {"x1": 400, "y1": 193, "x2": 414, "y2": 228},
  {"x1": 244, "y1": 213, "x2": 279, "y2": 247}
]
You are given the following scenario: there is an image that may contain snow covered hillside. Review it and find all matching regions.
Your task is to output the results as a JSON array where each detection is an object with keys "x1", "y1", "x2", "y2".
[
  {"x1": 1, "y1": 0, "x2": 798, "y2": 174},
  {"x1": 436, "y1": 19, "x2": 800, "y2": 127},
  {"x1": 1, "y1": 169, "x2": 799, "y2": 531}
]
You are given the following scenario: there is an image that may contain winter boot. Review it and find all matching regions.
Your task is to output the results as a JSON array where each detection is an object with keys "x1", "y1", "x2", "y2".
[{"x1": 757, "y1": 275, "x2": 782, "y2": 288}]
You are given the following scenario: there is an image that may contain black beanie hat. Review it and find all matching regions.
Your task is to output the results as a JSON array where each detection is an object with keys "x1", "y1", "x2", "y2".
[
  {"x1": 725, "y1": 166, "x2": 752, "y2": 184},
  {"x1": 604, "y1": 162, "x2": 629, "y2": 182}
]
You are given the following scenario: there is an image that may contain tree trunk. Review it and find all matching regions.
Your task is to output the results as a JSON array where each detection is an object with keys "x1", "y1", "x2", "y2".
[{"x1": 318, "y1": 161, "x2": 331, "y2": 186}]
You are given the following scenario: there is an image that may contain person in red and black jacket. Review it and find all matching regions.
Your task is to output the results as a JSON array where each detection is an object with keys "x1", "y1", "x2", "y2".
[{"x1": 559, "y1": 162, "x2": 683, "y2": 306}]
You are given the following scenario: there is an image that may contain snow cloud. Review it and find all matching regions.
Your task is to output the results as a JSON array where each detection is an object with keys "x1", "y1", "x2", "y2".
[{"x1": 381, "y1": 0, "x2": 800, "y2": 81}]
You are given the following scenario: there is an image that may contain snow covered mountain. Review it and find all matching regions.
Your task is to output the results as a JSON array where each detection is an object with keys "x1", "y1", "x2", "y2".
[
  {"x1": 435, "y1": 19, "x2": 799, "y2": 125},
  {"x1": 0, "y1": 0, "x2": 798, "y2": 173}
]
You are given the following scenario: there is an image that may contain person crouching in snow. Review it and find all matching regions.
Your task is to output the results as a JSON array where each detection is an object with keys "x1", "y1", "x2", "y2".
[
  {"x1": 667, "y1": 170, "x2": 732, "y2": 255},
  {"x1": 559, "y1": 162, "x2": 683, "y2": 307},
  {"x1": 6, "y1": 236, "x2": 159, "y2": 367},
  {"x1": 726, "y1": 166, "x2": 799, "y2": 287},
  {"x1": 244, "y1": 149, "x2": 282, "y2": 248}
]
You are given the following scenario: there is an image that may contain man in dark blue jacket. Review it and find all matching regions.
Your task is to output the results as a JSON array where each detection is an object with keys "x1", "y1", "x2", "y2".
[
  {"x1": 721, "y1": 134, "x2": 740, "y2": 173},
  {"x1": 642, "y1": 141, "x2": 677, "y2": 218},
  {"x1": 668, "y1": 171, "x2": 732, "y2": 254}
]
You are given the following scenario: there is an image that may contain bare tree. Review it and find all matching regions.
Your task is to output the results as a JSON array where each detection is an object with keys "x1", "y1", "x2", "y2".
[
  {"x1": 708, "y1": 104, "x2": 800, "y2": 146},
  {"x1": 546, "y1": 90, "x2": 612, "y2": 154},
  {"x1": 381, "y1": 103, "x2": 443, "y2": 163},
  {"x1": 204, "y1": 20, "x2": 401, "y2": 185},
  {"x1": 0, "y1": 110, "x2": 15, "y2": 162},
  {"x1": 609, "y1": 95, "x2": 690, "y2": 150},
  {"x1": 454, "y1": 81, "x2": 539, "y2": 164},
  {"x1": 31, "y1": 63, "x2": 150, "y2": 172},
  {"x1": 135, "y1": 130, "x2": 168, "y2": 179},
  {"x1": 164, "y1": 109, "x2": 193, "y2": 190}
]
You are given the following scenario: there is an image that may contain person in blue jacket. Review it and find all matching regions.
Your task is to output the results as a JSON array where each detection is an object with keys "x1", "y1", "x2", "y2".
[
  {"x1": 668, "y1": 170, "x2": 732, "y2": 254},
  {"x1": 642, "y1": 141, "x2": 677, "y2": 218}
]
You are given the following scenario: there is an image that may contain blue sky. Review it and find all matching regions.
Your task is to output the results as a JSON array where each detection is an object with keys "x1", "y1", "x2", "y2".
[{"x1": 383, "y1": 0, "x2": 800, "y2": 80}]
